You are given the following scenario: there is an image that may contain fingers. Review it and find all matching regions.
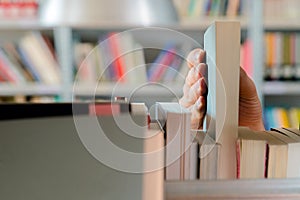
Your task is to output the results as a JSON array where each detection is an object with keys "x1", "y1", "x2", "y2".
[
  {"x1": 181, "y1": 77, "x2": 207, "y2": 107},
  {"x1": 186, "y1": 49, "x2": 206, "y2": 68},
  {"x1": 188, "y1": 96, "x2": 207, "y2": 130},
  {"x1": 179, "y1": 48, "x2": 207, "y2": 130},
  {"x1": 239, "y1": 67, "x2": 265, "y2": 131},
  {"x1": 184, "y1": 63, "x2": 207, "y2": 88}
]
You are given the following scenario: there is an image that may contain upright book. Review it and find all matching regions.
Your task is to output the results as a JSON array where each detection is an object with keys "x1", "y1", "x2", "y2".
[
  {"x1": 155, "y1": 102, "x2": 197, "y2": 180},
  {"x1": 200, "y1": 21, "x2": 240, "y2": 180}
]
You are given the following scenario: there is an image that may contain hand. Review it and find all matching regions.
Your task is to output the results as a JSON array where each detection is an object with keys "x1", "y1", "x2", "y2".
[{"x1": 179, "y1": 49, "x2": 265, "y2": 131}]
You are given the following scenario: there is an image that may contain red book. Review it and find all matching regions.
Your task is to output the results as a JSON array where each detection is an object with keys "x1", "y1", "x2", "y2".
[
  {"x1": 241, "y1": 39, "x2": 253, "y2": 77},
  {"x1": 89, "y1": 103, "x2": 121, "y2": 116},
  {"x1": 0, "y1": 57, "x2": 18, "y2": 83},
  {"x1": 148, "y1": 46, "x2": 177, "y2": 82},
  {"x1": 107, "y1": 33, "x2": 125, "y2": 82}
]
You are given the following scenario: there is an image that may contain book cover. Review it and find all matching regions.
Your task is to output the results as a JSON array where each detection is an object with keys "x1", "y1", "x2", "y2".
[
  {"x1": 202, "y1": 21, "x2": 240, "y2": 179},
  {"x1": 155, "y1": 102, "x2": 195, "y2": 180}
]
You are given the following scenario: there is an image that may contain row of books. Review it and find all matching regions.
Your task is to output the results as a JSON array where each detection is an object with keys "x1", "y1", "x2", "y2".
[
  {"x1": 173, "y1": 0, "x2": 245, "y2": 19},
  {"x1": 73, "y1": 32, "x2": 188, "y2": 84},
  {"x1": 0, "y1": 31, "x2": 61, "y2": 85},
  {"x1": 264, "y1": 0, "x2": 300, "y2": 20},
  {"x1": 264, "y1": 107, "x2": 300, "y2": 131},
  {"x1": 156, "y1": 102, "x2": 300, "y2": 180},
  {"x1": 0, "y1": 0, "x2": 39, "y2": 19},
  {"x1": 237, "y1": 127, "x2": 300, "y2": 179},
  {"x1": 264, "y1": 32, "x2": 300, "y2": 81},
  {"x1": 1, "y1": 30, "x2": 253, "y2": 87},
  {"x1": 156, "y1": 102, "x2": 198, "y2": 180}
]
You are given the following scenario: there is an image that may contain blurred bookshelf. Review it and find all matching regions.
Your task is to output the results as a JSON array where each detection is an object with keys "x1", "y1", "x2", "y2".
[
  {"x1": 261, "y1": 0, "x2": 300, "y2": 129},
  {"x1": 1, "y1": 0, "x2": 300, "y2": 198},
  {"x1": 2, "y1": 0, "x2": 299, "y2": 128},
  {"x1": 0, "y1": 0, "x2": 250, "y2": 104},
  {"x1": 263, "y1": 82, "x2": 300, "y2": 96},
  {"x1": 0, "y1": 83, "x2": 60, "y2": 96}
]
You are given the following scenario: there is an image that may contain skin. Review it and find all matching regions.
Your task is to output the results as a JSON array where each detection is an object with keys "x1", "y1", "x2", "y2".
[{"x1": 179, "y1": 49, "x2": 265, "y2": 131}]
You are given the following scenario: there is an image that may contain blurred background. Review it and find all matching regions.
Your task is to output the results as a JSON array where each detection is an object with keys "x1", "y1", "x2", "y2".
[{"x1": 0, "y1": 0, "x2": 299, "y2": 129}]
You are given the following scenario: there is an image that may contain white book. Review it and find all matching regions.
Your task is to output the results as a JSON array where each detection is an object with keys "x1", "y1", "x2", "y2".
[
  {"x1": 132, "y1": 43, "x2": 147, "y2": 84},
  {"x1": 201, "y1": 21, "x2": 240, "y2": 180},
  {"x1": 73, "y1": 42, "x2": 98, "y2": 83},
  {"x1": 155, "y1": 102, "x2": 194, "y2": 180},
  {"x1": 269, "y1": 129, "x2": 300, "y2": 178},
  {"x1": 143, "y1": 122, "x2": 164, "y2": 200},
  {"x1": 19, "y1": 32, "x2": 61, "y2": 85},
  {"x1": 111, "y1": 32, "x2": 147, "y2": 84}
]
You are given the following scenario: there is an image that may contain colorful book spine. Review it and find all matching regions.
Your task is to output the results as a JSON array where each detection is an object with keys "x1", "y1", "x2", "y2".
[
  {"x1": 106, "y1": 32, "x2": 125, "y2": 82},
  {"x1": 173, "y1": 0, "x2": 243, "y2": 19},
  {"x1": 264, "y1": 107, "x2": 300, "y2": 130},
  {"x1": 0, "y1": 47, "x2": 26, "y2": 83},
  {"x1": 264, "y1": 32, "x2": 300, "y2": 80},
  {"x1": 147, "y1": 44, "x2": 177, "y2": 82}
]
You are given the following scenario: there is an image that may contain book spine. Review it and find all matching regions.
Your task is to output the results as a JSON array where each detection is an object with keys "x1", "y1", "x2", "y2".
[
  {"x1": 0, "y1": 48, "x2": 26, "y2": 83},
  {"x1": 107, "y1": 32, "x2": 125, "y2": 82},
  {"x1": 148, "y1": 44, "x2": 176, "y2": 82},
  {"x1": 17, "y1": 45, "x2": 41, "y2": 82}
]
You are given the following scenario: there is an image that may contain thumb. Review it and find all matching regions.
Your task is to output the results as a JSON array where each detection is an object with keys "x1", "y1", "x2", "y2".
[{"x1": 239, "y1": 67, "x2": 258, "y2": 99}]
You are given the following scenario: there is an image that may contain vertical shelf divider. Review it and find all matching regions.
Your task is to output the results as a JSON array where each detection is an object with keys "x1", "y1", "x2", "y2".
[
  {"x1": 249, "y1": 1, "x2": 264, "y2": 104},
  {"x1": 54, "y1": 27, "x2": 73, "y2": 101}
]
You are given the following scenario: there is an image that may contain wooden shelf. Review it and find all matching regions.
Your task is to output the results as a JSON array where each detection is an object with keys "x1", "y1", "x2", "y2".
[
  {"x1": 72, "y1": 82, "x2": 183, "y2": 97},
  {"x1": 178, "y1": 16, "x2": 248, "y2": 31},
  {"x1": 0, "y1": 83, "x2": 61, "y2": 96},
  {"x1": 69, "y1": 16, "x2": 248, "y2": 31},
  {"x1": 263, "y1": 81, "x2": 300, "y2": 95},
  {"x1": 166, "y1": 179, "x2": 300, "y2": 200},
  {"x1": 264, "y1": 19, "x2": 300, "y2": 30},
  {"x1": 0, "y1": 16, "x2": 248, "y2": 31},
  {"x1": 0, "y1": 19, "x2": 55, "y2": 30}
]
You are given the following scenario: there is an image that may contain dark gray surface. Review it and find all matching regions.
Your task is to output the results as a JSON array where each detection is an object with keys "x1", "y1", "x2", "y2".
[{"x1": 0, "y1": 115, "x2": 146, "y2": 200}]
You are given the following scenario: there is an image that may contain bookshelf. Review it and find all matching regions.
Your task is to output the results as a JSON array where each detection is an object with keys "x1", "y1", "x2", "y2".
[
  {"x1": 0, "y1": 83, "x2": 61, "y2": 96},
  {"x1": 263, "y1": 82, "x2": 300, "y2": 96},
  {"x1": 2, "y1": 1, "x2": 299, "y2": 125},
  {"x1": 260, "y1": 0, "x2": 300, "y2": 128},
  {"x1": 0, "y1": 0, "x2": 250, "y2": 104},
  {"x1": 1, "y1": 1, "x2": 300, "y2": 198}
]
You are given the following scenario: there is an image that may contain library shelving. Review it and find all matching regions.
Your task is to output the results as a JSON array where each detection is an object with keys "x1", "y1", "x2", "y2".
[
  {"x1": 3, "y1": 1, "x2": 299, "y2": 123},
  {"x1": 260, "y1": 0, "x2": 300, "y2": 127},
  {"x1": 1, "y1": 1, "x2": 300, "y2": 199},
  {"x1": 166, "y1": 179, "x2": 300, "y2": 199},
  {"x1": 0, "y1": 83, "x2": 61, "y2": 96},
  {"x1": 263, "y1": 81, "x2": 300, "y2": 96},
  {"x1": 0, "y1": 18, "x2": 248, "y2": 103}
]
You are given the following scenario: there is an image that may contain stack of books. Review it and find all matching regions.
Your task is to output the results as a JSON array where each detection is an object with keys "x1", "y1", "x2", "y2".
[
  {"x1": 237, "y1": 127, "x2": 300, "y2": 179},
  {"x1": 73, "y1": 32, "x2": 188, "y2": 84}
]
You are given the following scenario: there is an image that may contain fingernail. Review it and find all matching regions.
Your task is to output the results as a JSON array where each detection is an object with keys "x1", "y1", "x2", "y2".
[
  {"x1": 194, "y1": 51, "x2": 200, "y2": 63},
  {"x1": 195, "y1": 64, "x2": 205, "y2": 76},
  {"x1": 195, "y1": 64, "x2": 201, "y2": 74},
  {"x1": 198, "y1": 64, "x2": 207, "y2": 77}
]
